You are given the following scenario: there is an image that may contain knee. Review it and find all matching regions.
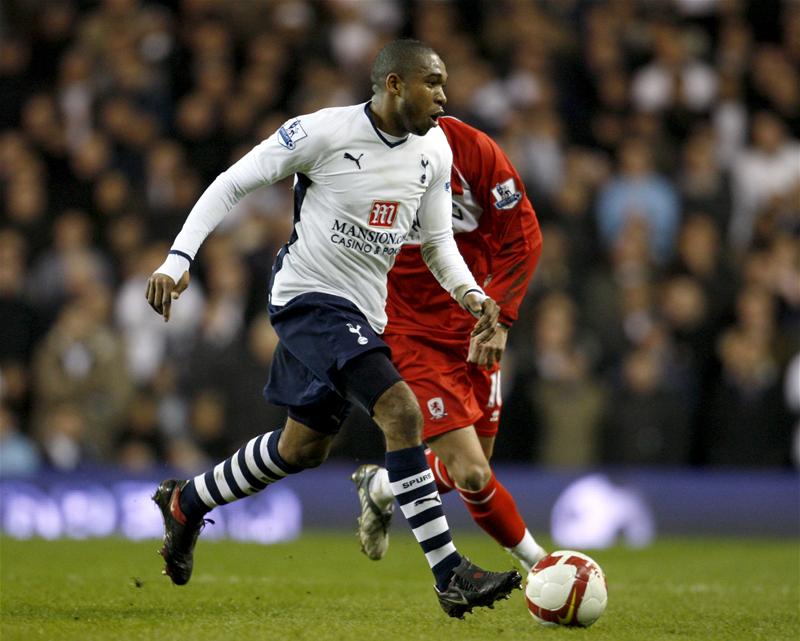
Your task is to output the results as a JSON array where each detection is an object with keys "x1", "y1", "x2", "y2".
[
  {"x1": 283, "y1": 442, "x2": 329, "y2": 469},
  {"x1": 294, "y1": 450, "x2": 328, "y2": 469},
  {"x1": 454, "y1": 463, "x2": 492, "y2": 492},
  {"x1": 374, "y1": 383, "x2": 423, "y2": 443},
  {"x1": 398, "y1": 395, "x2": 423, "y2": 437},
  {"x1": 389, "y1": 396, "x2": 423, "y2": 443}
]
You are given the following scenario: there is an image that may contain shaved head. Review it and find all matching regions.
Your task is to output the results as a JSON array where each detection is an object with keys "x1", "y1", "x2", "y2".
[{"x1": 370, "y1": 39, "x2": 439, "y2": 93}]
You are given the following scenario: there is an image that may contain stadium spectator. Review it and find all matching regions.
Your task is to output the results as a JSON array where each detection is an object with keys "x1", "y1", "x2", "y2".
[
  {"x1": 601, "y1": 346, "x2": 691, "y2": 466},
  {"x1": 517, "y1": 108, "x2": 565, "y2": 201},
  {"x1": 27, "y1": 209, "x2": 113, "y2": 321},
  {"x1": 192, "y1": 247, "x2": 249, "y2": 350},
  {"x1": 0, "y1": 37, "x2": 30, "y2": 129},
  {"x1": 596, "y1": 136, "x2": 681, "y2": 265},
  {"x1": 4, "y1": 169, "x2": 50, "y2": 257},
  {"x1": 630, "y1": 20, "x2": 717, "y2": 114},
  {"x1": 729, "y1": 111, "x2": 800, "y2": 249},
  {"x1": 712, "y1": 71, "x2": 749, "y2": 167},
  {"x1": 528, "y1": 291, "x2": 606, "y2": 467},
  {"x1": 749, "y1": 46, "x2": 800, "y2": 134},
  {"x1": 103, "y1": 212, "x2": 147, "y2": 281},
  {"x1": 115, "y1": 389, "x2": 166, "y2": 471},
  {"x1": 669, "y1": 213, "x2": 735, "y2": 318},
  {"x1": 523, "y1": 223, "x2": 573, "y2": 299},
  {"x1": 678, "y1": 128, "x2": 732, "y2": 232},
  {"x1": 588, "y1": 65, "x2": 631, "y2": 154},
  {"x1": 662, "y1": 278, "x2": 713, "y2": 390},
  {"x1": 0, "y1": 229, "x2": 37, "y2": 357},
  {"x1": 162, "y1": 435, "x2": 211, "y2": 476},
  {"x1": 32, "y1": 292, "x2": 133, "y2": 459},
  {"x1": 174, "y1": 92, "x2": 226, "y2": 184},
  {"x1": 581, "y1": 217, "x2": 657, "y2": 365},
  {"x1": 0, "y1": 405, "x2": 40, "y2": 477},
  {"x1": 715, "y1": 18, "x2": 753, "y2": 77},
  {"x1": 57, "y1": 47, "x2": 94, "y2": 152},
  {"x1": 60, "y1": 129, "x2": 115, "y2": 214},
  {"x1": 506, "y1": 290, "x2": 606, "y2": 467},
  {"x1": 0, "y1": 228, "x2": 40, "y2": 428},
  {"x1": 704, "y1": 327, "x2": 792, "y2": 466},
  {"x1": 186, "y1": 388, "x2": 230, "y2": 462},
  {"x1": 37, "y1": 402, "x2": 94, "y2": 471}
]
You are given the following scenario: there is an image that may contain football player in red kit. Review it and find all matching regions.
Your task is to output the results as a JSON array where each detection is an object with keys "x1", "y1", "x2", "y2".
[{"x1": 353, "y1": 115, "x2": 546, "y2": 571}]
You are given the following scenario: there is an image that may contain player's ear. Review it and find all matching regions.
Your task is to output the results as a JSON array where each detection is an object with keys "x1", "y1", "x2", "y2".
[{"x1": 385, "y1": 72, "x2": 402, "y2": 96}]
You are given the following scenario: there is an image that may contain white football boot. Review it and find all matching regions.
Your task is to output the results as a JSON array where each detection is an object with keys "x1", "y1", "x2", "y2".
[{"x1": 351, "y1": 464, "x2": 394, "y2": 560}]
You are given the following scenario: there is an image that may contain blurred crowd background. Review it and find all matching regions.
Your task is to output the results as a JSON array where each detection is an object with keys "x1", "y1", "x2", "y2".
[{"x1": 1, "y1": 0, "x2": 798, "y2": 478}]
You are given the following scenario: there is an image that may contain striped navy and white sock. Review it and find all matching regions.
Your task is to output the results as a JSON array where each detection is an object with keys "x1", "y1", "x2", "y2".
[
  {"x1": 385, "y1": 445, "x2": 461, "y2": 591},
  {"x1": 179, "y1": 429, "x2": 299, "y2": 520}
]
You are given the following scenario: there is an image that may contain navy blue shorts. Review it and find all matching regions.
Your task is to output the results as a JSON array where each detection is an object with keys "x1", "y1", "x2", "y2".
[{"x1": 264, "y1": 293, "x2": 402, "y2": 433}]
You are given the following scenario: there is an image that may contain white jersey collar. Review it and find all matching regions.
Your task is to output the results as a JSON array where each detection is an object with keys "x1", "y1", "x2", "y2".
[{"x1": 363, "y1": 102, "x2": 409, "y2": 148}]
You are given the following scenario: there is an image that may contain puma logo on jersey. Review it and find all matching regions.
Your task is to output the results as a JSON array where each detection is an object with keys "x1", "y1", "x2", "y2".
[
  {"x1": 344, "y1": 152, "x2": 364, "y2": 169},
  {"x1": 346, "y1": 322, "x2": 368, "y2": 345}
]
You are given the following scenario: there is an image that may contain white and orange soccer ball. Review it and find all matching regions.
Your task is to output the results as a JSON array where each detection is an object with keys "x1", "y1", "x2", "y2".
[{"x1": 524, "y1": 550, "x2": 608, "y2": 627}]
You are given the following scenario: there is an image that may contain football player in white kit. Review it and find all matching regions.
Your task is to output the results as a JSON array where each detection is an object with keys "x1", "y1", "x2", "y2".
[{"x1": 146, "y1": 40, "x2": 521, "y2": 618}]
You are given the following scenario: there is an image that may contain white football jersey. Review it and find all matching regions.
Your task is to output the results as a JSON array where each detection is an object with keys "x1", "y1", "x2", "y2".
[{"x1": 166, "y1": 102, "x2": 482, "y2": 332}]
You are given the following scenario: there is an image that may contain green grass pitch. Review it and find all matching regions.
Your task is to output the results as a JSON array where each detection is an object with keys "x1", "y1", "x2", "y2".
[{"x1": 1, "y1": 531, "x2": 797, "y2": 641}]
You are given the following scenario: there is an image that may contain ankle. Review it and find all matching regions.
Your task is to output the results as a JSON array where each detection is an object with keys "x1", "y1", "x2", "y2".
[
  {"x1": 178, "y1": 480, "x2": 211, "y2": 522},
  {"x1": 435, "y1": 553, "x2": 462, "y2": 592},
  {"x1": 507, "y1": 529, "x2": 546, "y2": 572},
  {"x1": 369, "y1": 468, "x2": 394, "y2": 509}
]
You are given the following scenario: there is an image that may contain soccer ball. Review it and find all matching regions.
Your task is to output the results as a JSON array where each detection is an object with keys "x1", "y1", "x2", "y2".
[{"x1": 525, "y1": 550, "x2": 608, "y2": 627}]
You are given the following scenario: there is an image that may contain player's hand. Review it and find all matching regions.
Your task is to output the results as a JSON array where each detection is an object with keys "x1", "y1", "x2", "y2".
[
  {"x1": 464, "y1": 294, "x2": 500, "y2": 344},
  {"x1": 468, "y1": 324, "x2": 507, "y2": 369},
  {"x1": 145, "y1": 270, "x2": 190, "y2": 322}
]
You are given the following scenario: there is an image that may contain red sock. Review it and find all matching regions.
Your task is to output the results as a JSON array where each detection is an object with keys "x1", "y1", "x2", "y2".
[
  {"x1": 424, "y1": 448, "x2": 454, "y2": 494},
  {"x1": 457, "y1": 473, "x2": 526, "y2": 548}
]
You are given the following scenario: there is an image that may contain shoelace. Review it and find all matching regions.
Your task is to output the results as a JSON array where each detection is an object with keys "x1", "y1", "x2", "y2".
[{"x1": 182, "y1": 517, "x2": 214, "y2": 537}]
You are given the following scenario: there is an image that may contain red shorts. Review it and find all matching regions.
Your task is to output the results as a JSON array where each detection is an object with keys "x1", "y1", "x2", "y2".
[{"x1": 385, "y1": 332, "x2": 503, "y2": 440}]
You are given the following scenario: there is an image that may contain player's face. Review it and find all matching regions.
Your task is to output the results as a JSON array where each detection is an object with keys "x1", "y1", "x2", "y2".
[{"x1": 397, "y1": 54, "x2": 448, "y2": 136}]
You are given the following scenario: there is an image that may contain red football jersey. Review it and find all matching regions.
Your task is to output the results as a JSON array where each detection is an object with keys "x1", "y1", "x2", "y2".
[{"x1": 385, "y1": 116, "x2": 542, "y2": 342}]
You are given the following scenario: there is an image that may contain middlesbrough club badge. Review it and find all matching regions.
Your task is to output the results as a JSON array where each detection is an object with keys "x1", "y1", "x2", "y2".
[{"x1": 427, "y1": 397, "x2": 447, "y2": 420}]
